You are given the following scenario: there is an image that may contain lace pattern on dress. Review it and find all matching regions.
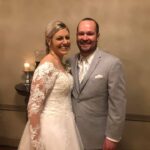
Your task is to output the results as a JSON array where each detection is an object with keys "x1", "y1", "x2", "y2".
[{"x1": 27, "y1": 62, "x2": 58, "y2": 149}]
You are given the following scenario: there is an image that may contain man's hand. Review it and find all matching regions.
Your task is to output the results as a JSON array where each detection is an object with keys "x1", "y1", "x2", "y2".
[{"x1": 102, "y1": 138, "x2": 117, "y2": 150}]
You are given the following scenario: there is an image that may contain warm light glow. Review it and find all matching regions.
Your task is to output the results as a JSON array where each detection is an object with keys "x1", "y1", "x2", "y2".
[{"x1": 24, "y1": 62, "x2": 30, "y2": 71}]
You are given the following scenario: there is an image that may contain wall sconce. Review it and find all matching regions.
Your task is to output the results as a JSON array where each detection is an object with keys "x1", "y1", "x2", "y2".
[{"x1": 24, "y1": 62, "x2": 33, "y2": 91}]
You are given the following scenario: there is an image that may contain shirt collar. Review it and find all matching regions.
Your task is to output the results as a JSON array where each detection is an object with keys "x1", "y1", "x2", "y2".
[{"x1": 79, "y1": 49, "x2": 97, "y2": 64}]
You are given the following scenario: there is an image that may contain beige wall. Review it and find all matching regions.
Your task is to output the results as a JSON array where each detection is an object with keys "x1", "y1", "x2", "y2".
[{"x1": 0, "y1": 0, "x2": 150, "y2": 149}]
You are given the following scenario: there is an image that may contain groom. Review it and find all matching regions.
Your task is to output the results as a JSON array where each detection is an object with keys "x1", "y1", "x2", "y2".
[{"x1": 70, "y1": 18, "x2": 127, "y2": 150}]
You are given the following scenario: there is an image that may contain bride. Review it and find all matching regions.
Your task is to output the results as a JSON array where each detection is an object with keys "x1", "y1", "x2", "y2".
[{"x1": 18, "y1": 20, "x2": 83, "y2": 150}]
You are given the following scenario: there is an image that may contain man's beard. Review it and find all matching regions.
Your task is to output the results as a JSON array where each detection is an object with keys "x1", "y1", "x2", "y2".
[{"x1": 77, "y1": 40, "x2": 97, "y2": 56}]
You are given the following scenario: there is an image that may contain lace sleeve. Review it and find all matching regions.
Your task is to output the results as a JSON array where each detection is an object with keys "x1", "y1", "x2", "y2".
[{"x1": 27, "y1": 62, "x2": 57, "y2": 149}]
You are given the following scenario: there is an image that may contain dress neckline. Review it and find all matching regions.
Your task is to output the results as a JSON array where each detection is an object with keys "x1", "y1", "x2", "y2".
[{"x1": 40, "y1": 61, "x2": 68, "y2": 74}]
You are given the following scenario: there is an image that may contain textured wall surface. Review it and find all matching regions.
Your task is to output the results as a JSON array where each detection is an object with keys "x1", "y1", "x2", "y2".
[{"x1": 0, "y1": 0, "x2": 150, "y2": 149}]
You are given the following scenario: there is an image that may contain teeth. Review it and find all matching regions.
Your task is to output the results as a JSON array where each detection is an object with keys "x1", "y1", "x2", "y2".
[{"x1": 61, "y1": 46, "x2": 69, "y2": 48}]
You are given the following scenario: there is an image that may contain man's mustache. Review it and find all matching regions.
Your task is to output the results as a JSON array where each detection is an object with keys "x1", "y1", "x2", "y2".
[{"x1": 78, "y1": 40, "x2": 91, "y2": 45}]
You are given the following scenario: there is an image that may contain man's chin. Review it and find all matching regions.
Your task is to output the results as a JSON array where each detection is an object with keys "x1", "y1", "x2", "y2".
[
  {"x1": 79, "y1": 45, "x2": 91, "y2": 51},
  {"x1": 80, "y1": 49, "x2": 91, "y2": 55}
]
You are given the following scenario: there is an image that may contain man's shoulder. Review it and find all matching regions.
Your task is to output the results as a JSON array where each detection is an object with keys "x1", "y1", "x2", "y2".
[
  {"x1": 66, "y1": 53, "x2": 79, "y2": 66},
  {"x1": 99, "y1": 49, "x2": 121, "y2": 62},
  {"x1": 69, "y1": 53, "x2": 79, "y2": 60}
]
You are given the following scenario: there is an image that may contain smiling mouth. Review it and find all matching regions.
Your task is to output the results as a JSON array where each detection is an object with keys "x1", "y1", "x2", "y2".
[
  {"x1": 80, "y1": 44, "x2": 91, "y2": 47},
  {"x1": 60, "y1": 46, "x2": 70, "y2": 49}
]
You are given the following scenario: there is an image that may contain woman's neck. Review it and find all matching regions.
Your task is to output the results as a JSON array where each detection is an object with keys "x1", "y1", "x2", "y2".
[
  {"x1": 50, "y1": 50, "x2": 63, "y2": 63},
  {"x1": 49, "y1": 50, "x2": 66, "y2": 71}
]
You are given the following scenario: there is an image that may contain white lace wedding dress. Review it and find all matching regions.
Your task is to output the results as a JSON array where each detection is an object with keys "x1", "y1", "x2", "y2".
[{"x1": 18, "y1": 62, "x2": 83, "y2": 150}]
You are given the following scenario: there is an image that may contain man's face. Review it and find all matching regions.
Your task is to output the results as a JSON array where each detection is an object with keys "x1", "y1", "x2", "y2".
[{"x1": 77, "y1": 20, "x2": 99, "y2": 56}]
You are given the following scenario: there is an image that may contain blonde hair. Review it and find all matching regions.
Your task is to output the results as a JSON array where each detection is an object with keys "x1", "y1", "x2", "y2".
[{"x1": 45, "y1": 20, "x2": 69, "y2": 54}]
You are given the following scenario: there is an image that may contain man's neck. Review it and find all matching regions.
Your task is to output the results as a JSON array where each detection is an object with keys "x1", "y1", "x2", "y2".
[{"x1": 80, "y1": 48, "x2": 97, "y2": 58}]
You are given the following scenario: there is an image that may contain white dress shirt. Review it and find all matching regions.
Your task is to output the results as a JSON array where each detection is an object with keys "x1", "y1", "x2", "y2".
[{"x1": 78, "y1": 51, "x2": 95, "y2": 83}]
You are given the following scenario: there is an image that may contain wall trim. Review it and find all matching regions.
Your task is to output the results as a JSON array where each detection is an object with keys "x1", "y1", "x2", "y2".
[
  {"x1": 126, "y1": 113, "x2": 150, "y2": 122},
  {"x1": 0, "y1": 104, "x2": 150, "y2": 122},
  {"x1": 0, "y1": 137, "x2": 19, "y2": 147},
  {"x1": 0, "y1": 104, "x2": 26, "y2": 112}
]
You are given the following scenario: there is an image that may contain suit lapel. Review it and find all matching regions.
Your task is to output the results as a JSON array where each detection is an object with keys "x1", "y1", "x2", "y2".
[
  {"x1": 71, "y1": 54, "x2": 80, "y2": 94},
  {"x1": 80, "y1": 49, "x2": 101, "y2": 92}
]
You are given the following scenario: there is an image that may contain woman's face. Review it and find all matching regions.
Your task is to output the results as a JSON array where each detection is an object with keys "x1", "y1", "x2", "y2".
[{"x1": 50, "y1": 28, "x2": 70, "y2": 57}]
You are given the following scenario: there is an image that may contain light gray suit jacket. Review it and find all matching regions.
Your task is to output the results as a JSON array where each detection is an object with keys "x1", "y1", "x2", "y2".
[{"x1": 70, "y1": 48, "x2": 126, "y2": 149}]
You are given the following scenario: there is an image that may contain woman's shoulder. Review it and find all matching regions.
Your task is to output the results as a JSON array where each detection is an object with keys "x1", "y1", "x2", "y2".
[
  {"x1": 32, "y1": 62, "x2": 55, "y2": 81},
  {"x1": 36, "y1": 55, "x2": 55, "y2": 73},
  {"x1": 41, "y1": 54, "x2": 55, "y2": 65},
  {"x1": 39, "y1": 61, "x2": 54, "y2": 70}
]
